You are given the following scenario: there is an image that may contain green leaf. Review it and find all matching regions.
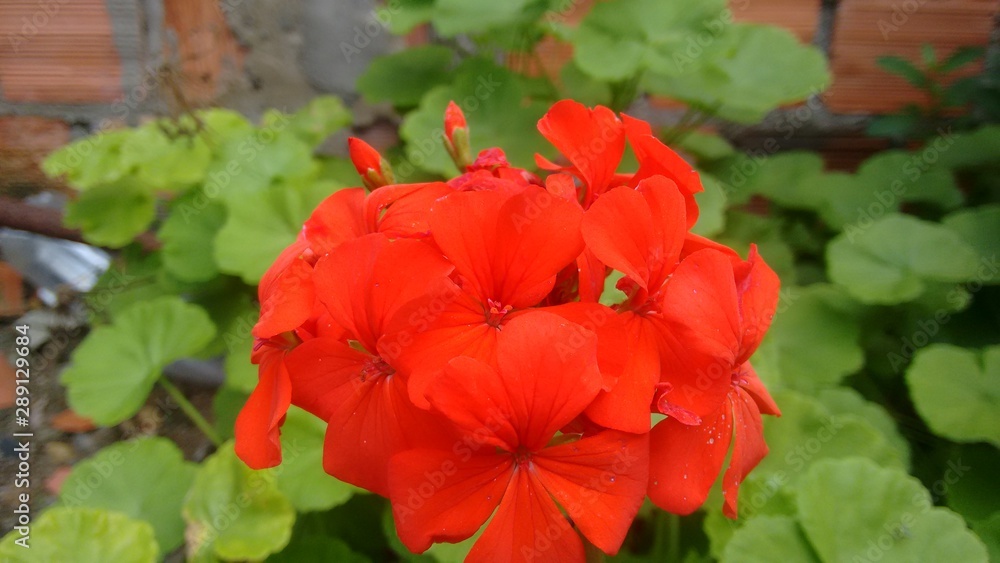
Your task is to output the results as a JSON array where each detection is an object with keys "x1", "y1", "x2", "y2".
[
  {"x1": 214, "y1": 179, "x2": 338, "y2": 283},
  {"x1": 878, "y1": 55, "x2": 928, "y2": 88},
  {"x1": 944, "y1": 444, "x2": 1000, "y2": 523},
  {"x1": 276, "y1": 407, "x2": 358, "y2": 512},
  {"x1": 867, "y1": 114, "x2": 922, "y2": 140},
  {"x1": 971, "y1": 512, "x2": 1000, "y2": 563},
  {"x1": 752, "y1": 284, "x2": 864, "y2": 389},
  {"x1": 120, "y1": 123, "x2": 212, "y2": 190},
  {"x1": 61, "y1": 297, "x2": 217, "y2": 425},
  {"x1": 214, "y1": 386, "x2": 249, "y2": 441},
  {"x1": 266, "y1": 96, "x2": 352, "y2": 147},
  {"x1": 691, "y1": 174, "x2": 727, "y2": 237},
  {"x1": 936, "y1": 125, "x2": 1000, "y2": 169},
  {"x1": 0, "y1": 507, "x2": 159, "y2": 562},
  {"x1": 941, "y1": 47, "x2": 985, "y2": 73},
  {"x1": 43, "y1": 130, "x2": 133, "y2": 190},
  {"x1": 569, "y1": 0, "x2": 727, "y2": 82},
  {"x1": 430, "y1": 0, "x2": 532, "y2": 36},
  {"x1": 739, "y1": 151, "x2": 827, "y2": 210},
  {"x1": 677, "y1": 131, "x2": 735, "y2": 163},
  {"x1": 754, "y1": 390, "x2": 908, "y2": 482},
  {"x1": 358, "y1": 46, "x2": 456, "y2": 107},
  {"x1": 943, "y1": 204, "x2": 1000, "y2": 284},
  {"x1": 720, "y1": 515, "x2": 817, "y2": 563},
  {"x1": 906, "y1": 344, "x2": 1000, "y2": 447},
  {"x1": 159, "y1": 194, "x2": 227, "y2": 282},
  {"x1": 59, "y1": 437, "x2": 197, "y2": 552},
  {"x1": 268, "y1": 537, "x2": 370, "y2": 562},
  {"x1": 857, "y1": 150, "x2": 961, "y2": 210},
  {"x1": 203, "y1": 128, "x2": 318, "y2": 197},
  {"x1": 797, "y1": 458, "x2": 988, "y2": 563},
  {"x1": 558, "y1": 60, "x2": 613, "y2": 107},
  {"x1": 64, "y1": 180, "x2": 157, "y2": 248},
  {"x1": 814, "y1": 388, "x2": 910, "y2": 465},
  {"x1": 183, "y1": 442, "x2": 295, "y2": 561},
  {"x1": 400, "y1": 59, "x2": 552, "y2": 175},
  {"x1": 646, "y1": 25, "x2": 830, "y2": 124},
  {"x1": 827, "y1": 214, "x2": 981, "y2": 304},
  {"x1": 703, "y1": 473, "x2": 799, "y2": 558},
  {"x1": 224, "y1": 330, "x2": 259, "y2": 393}
]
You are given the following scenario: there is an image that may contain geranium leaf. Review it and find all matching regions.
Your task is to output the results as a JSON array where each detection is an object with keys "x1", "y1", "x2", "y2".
[
  {"x1": 61, "y1": 297, "x2": 216, "y2": 425},
  {"x1": 0, "y1": 507, "x2": 159, "y2": 562},
  {"x1": 59, "y1": 438, "x2": 197, "y2": 552},
  {"x1": 183, "y1": 442, "x2": 295, "y2": 561},
  {"x1": 906, "y1": 344, "x2": 1000, "y2": 447}
]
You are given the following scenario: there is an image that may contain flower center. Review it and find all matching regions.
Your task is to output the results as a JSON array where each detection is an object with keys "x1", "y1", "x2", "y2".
[
  {"x1": 360, "y1": 355, "x2": 394, "y2": 383},
  {"x1": 485, "y1": 299, "x2": 513, "y2": 328}
]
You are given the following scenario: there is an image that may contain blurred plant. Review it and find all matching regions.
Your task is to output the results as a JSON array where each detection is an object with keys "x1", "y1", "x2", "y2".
[{"x1": 867, "y1": 44, "x2": 995, "y2": 141}]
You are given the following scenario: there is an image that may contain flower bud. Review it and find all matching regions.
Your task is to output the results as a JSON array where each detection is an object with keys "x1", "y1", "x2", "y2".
[
  {"x1": 443, "y1": 101, "x2": 472, "y2": 170},
  {"x1": 348, "y1": 137, "x2": 395, "y2": 190}
]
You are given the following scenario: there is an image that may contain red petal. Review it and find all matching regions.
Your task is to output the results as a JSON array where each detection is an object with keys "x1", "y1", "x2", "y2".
[
  {"x1": 734, "y1": 244, "x2": 781, "y2": 363},
  {"x1": 283, "y1": 337, "x2": 370, "y2": 422},
  {"x1": 382, "y1": 289, "x2": 500, "y2": 409},
  {"x1": 493, "y1": 187, "x2": 584, "y2": 307},
  {"x1": 303, "y1": 188, "x2": 368, "y2": 255},
  {"x1": 468, "y1": 468, "x2": 585, "y2": 563},
  {"x1": 314, "y1": 234, "x2": 453, "y2": 353},
  {"x1": 543, "y1": 302, "x2": 627, "y2": 391},
  {"x1": 576, "y1": 247, "x2": 606, "y2": 303},
  {"x1": 430, "y1": 187, "x2": 583, "y2": 308},
  {"x1": 389, "y1": 448, "x2": 513, "y2": 553},
  {"x1": 254, "y1": 243, "x2": 315, "y2": 339},
  {"x1": 323, "y1": 371, "x2": 456, "y2": 496},
  {"x1": 582, "y1": 180, "x2": 685, "y2": 291},
  {"x1": 365, "y1": 182, "x2": 453, "y2": 239},
  {"x1": 234, "y1": 348, "x2": 291, "y2": 469},
  {"x1": 722, "y1": 388, "x2": 768, "y2": 519},
  {"x1": 494, "y1": 312, "x2": 603, "y2": 450},
  {"x1": 622, "y1": 113, "x2": 702, "y2": 227},
  {"x1": 738, "y1": 362, "x2": 781, "y2": 417},
  {"x1": 654, "y1": 249, "x2": 743, "y2": 418},
  {"x1": 428, "y1": 356, "x2": 520, "y2": 452},
  {"x1": 533, "y1": 430, "x2": 649, "y2": 555},
  {"x1": 647, "y1": 401, "x2": 733, "y2": 515},
  {"x1": 585, "y1": 314, "x2": 659, "y2": 434},
  {"x1": 537, "y1": 100, "x2": 625, "y2": 201}
]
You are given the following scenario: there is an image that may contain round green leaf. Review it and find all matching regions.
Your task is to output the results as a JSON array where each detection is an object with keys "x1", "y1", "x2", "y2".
[
  {"x1": 720, "y1": 515, "x2": 817, "y2": 563},
  {"x1": 59, "y1": 437, "x2": 197, "y2": 552},
  {"x1": 275, "y1": 407, "x2": 358, "y2": 512},
  {"x1": 214, "y1": 179, "x2": 337, "y2": 283},
  {"x1": 798, "y1": 458, "x2": 988, "y2": 563},
  {"x1": 691, "y1": 174, "x2": 727, "y2": 237},
  {"x1": 267, "y1": 95, "x2": 352, "y2": 147},
  {"x1": 943, "y1": 204, "x2": 1000, "y2": 285},
  {"x1": 646, "y1": 25, "x2": 829, "y2": 124},
  {"x1": 183, "y1": 442, "x2": 295, "y2": 561},
  {"x1": 120, "y1": 123, "x2": 212, "y2": 191},
  {"x1": 159, "y1": 195, "x2": 227, "y2": 282},
  {"x1": 64, "y1": 179, "x2": 157, "y2": 248},
  {"x1": 61, "y1": 297, "x2": 217, "y2": 425},
  {"x1": 43, "y1": 130, "x2": 133, "y2": 190},
  {"x1": 0, "y1": 507, "x2": 158, "y2": 562},
  {"x1": 569, "y1": 0, "x2": 727, "y2": 82},
  {"x1": 906, "y1": 344, "x2": 1000, "y2": 447},
  {"x1": 827, "y1": 214, "x2": 981, "y2": 304},
  {"x1": 752, "y1": 285, "x2": 864, "y2": 389}
]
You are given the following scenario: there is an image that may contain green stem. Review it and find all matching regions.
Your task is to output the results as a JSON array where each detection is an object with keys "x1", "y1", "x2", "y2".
[
  {"x1": 159, "y1": 377, "x2": 223, "y2": 447},
  {"x1": 667, "y1": 512, "x2": 681, "y2": 563}
]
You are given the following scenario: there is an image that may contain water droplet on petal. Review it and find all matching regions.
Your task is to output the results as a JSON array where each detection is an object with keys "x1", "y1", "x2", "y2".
[{"x1": 609, "y1": 476, "x2": 616, "y2": 483}]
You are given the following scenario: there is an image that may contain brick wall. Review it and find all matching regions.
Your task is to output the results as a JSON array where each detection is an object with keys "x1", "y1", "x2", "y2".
[{"x1": 0, "y1": 0, "x2": 997, "y2": 188}]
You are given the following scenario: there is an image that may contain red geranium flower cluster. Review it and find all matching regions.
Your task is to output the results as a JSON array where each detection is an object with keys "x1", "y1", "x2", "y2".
[{"x1": 236, "y1": 100, "x2": 781, "y2": 562}]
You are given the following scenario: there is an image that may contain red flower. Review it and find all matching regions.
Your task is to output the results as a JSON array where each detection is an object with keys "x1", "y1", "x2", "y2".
[
  {"x1": 391, "y1": 185, "x2": 584, "y2": 407},
  {"x1": 648, "y1": 246, "x2": 781, "y2": 518},
  {"x1": 389, "y1": 312, "x2": 648, "y2": 561},
  {"x1": 282, "y1": 234, "x2": 460, "y2": 495}
]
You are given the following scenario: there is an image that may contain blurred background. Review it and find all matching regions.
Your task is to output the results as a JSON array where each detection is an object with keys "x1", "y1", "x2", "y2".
[{"x1": 0, "y1": 0, "x2": 998, "y2": 561}]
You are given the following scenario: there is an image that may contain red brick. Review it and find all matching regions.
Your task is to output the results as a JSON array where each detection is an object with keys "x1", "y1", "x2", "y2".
[{"x1": 0, "y1": 116, "x2": 70, "y2": 189}]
